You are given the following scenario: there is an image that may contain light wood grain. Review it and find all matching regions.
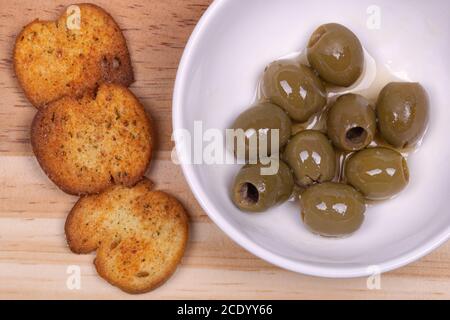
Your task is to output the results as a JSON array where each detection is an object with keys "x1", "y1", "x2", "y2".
[{"x1": 0, "y1": 0, "x2": 449, "y2": 299}]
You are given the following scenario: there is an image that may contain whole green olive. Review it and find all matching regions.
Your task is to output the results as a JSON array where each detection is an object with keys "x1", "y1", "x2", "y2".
[
  {"x1": 232, "y1": 102, "x2": 292, "y2": 161},
  {"x1": 345, "y1": 147, "x2": 409, "y2": 200},
  {"x1": 327, "y1": 93, "x2": 376, "y2": 151},
  {"x1": 376, "y1": 82, "x2": 429, "y2": 148},
  {"x1": 307, "y1": 23, "x2": 364, "y2": 87},
  {"x1": 261, "y1": 61, "x2": 327, "y2": 122},
  {"x1": 283, "y1": 130, "x2": 336, "y2": 186},
  {"x1": 300, "y1": 182, "x2": 366, "y2": 237},
  {"x1": 232, "y1": 160, "x2": 294, "y2": 212}
]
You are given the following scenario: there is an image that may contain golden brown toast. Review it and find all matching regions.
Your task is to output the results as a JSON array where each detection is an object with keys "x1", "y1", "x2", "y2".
[
  {"x1": 14, "y1": 3, "x2": 133, "y2": 108},
  {"x1": 31, "y1": 83, "x2": 153, "y2": 195},
  {"x1": 65, "y1": 178, "x2": 189, "y2": 294}
]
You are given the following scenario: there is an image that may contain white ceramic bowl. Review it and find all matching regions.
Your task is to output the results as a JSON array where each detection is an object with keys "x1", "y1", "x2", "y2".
[{"x1": 173, "y1": 0, "x2": 450, "y2": 277}]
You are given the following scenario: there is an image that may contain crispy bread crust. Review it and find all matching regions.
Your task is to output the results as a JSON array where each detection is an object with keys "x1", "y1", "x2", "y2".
[
  {"x1": 31, "y1": 83, "x2": 153, "y2": 195},
  {"x1": 14, "y1": 3, "x2": 134, "y2": 108},
  {"x1": 65, "y1": 178, "x2": 189, "y2": 294}
]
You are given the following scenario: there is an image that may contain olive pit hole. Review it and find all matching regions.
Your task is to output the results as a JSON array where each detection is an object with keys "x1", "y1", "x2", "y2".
[
  {"x1": 240, "y1": 182, "x2": 259, "y2": 205},
  {"x1": 345, "y1": 127, "x2": 367, "y2": 146}
]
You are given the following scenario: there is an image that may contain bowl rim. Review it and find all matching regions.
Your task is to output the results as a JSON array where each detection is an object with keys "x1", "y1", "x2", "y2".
[{"x1": 172, "y1": 0, "x2": 450, "y2": 278}]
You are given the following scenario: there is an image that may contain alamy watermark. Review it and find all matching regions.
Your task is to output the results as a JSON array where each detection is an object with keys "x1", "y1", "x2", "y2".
[
  {"x1": 66, "y1": 5, "x2": 81, "y2": 30},
  {"x1": 366, "y1": 5, "x2": 381, "y2": 30},
  {"x1": 171, "y1": 121, "x2": 280, "y2": 175},
  {"x1": 66, "y1": 265, "x2": 81, "y2": 290},
  {"x1": 366, "y1": 265, "x2": 382, "y2": 290}
]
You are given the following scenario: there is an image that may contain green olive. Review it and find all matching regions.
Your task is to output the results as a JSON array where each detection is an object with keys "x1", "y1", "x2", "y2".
[
  {"x1": 232, "y1": 160, "x2": 294, "y2": 212},
  {"x1": 345, "y1": 147, "x2": 409, "y2": 200},
  {"x1": 327, "y1": 93, "x2": 376, "y2": 151},
  {"x1": 376, "y1": 82, "x2": 429, "y2": 148},
  {"x1": 300, "y1": 182, "x2": 366, "y2": 237},
  {"x1": 261, "y1": 61, "x2": 327, "y2": 122},
  {"x1": 283, "y1": 130, "x2": 336, "y2": 186},
  {"x1": 307, "y1": 23, "x2": 364, "y2": 87},
  {"x1": 232, "y1": 102, "x2": 292, "y2": 161}
]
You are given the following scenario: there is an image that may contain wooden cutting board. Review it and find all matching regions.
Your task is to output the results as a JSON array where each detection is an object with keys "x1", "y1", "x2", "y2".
[{"x1": 0, "y1": 0, "x2": 449, "y2": 299}]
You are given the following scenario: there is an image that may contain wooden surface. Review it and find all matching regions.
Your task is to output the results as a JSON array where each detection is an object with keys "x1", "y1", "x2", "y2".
[{"x1": 0, "y1": 0, "x2": 449, "y2": 300}]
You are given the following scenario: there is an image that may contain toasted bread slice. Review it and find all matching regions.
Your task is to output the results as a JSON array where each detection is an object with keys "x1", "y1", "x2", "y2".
[
  {"x1": 31, "y1": 83, "x2": 153, "y2": 195},
  {"x1": 14, "y1": 3, "x2": 133, "y2": 108},
  {"x1": 65, "y1": 178, "x2": 189, "y2": 294}
]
